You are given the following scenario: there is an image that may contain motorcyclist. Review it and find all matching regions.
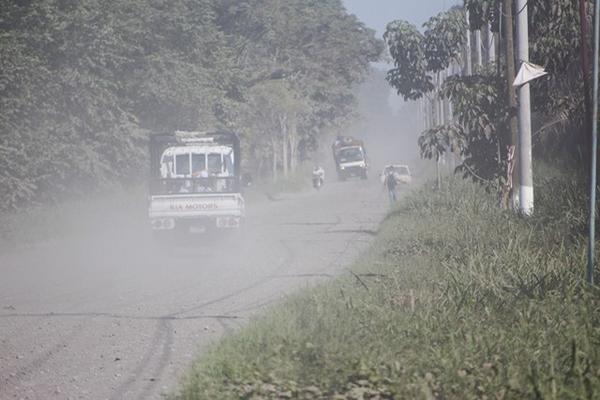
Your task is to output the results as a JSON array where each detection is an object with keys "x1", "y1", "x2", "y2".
[
  {"x1": 333, "y1": 134, "x2": 343, "y2": 147},
  {"x1": 312, "y1": 165, "x2": 325, "y2": 188}
]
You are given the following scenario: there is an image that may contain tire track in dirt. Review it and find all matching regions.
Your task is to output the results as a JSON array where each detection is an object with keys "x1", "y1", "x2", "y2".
[
  {"x1": 127, "y1": 191, "x2": 384, "y2": 399},
  {"x1": 112, "y1": 239, "x2": 297, "y2": 400},
  {"x1": 1, "y1": 319, "x2": 87, "y2": 391},
  {"x1": 1, "y1": 180, "x2": 387, "y2": 400}
]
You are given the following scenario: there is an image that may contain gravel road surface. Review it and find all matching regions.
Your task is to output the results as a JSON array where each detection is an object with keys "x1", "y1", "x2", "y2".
[{"x1": 0, "y1": 178, "x2": 392, "y2": 399}]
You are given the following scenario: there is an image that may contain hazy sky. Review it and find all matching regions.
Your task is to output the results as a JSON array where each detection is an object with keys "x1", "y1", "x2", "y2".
[
  {"x1": 342, "y1": 0, "x2": 462, "y2": 67},
  {"x1": 342, "y1": 0, "x2": 461, "y2": 112},
  {"x1": 342, "y1": 0, "x2": 461, "y2": 38}
]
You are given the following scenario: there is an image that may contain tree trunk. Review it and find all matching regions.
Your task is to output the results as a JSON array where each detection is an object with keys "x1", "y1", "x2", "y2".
[
  {"x1": 280, "y1": 115, "x2": 289, "y2": 178},
  {"x1": 436, "y1": 157, "x2": 441, "y2": 189},
  {"x1": 487, "y1": 23, "x2": 496, "y2": 64},
  {"x1": 257, "y1": 155, "x2": 264, "y2": 181},
  {"x1": 282, "y1": 137, "x2": 288, "y2": 177},
  {"x1": 503, "y1": 0, "x2": 519, "y2": 208},
  {"x1": 271, "y1": 137, "x2": 278, "y2": 181},
  {"x1": 289, "y1": 116, "x2": 298, "y2": 172}
]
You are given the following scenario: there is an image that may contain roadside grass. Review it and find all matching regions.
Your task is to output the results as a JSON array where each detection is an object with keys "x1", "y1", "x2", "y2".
[{"x1": 179, "y1": 171, "x2": 600, "y2": 399}]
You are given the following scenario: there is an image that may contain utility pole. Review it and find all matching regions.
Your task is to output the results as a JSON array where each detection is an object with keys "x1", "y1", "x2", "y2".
[
  {"x1": 580, "y1": 0, "x2": 592, "y2": 166},
  {"x1": 587, "y1": 0, "x2": 600, "y2": 285},
  {"x1": 475, "y1": 29, "x2": 483, "y2": 67},
  {"x1": 503, "y1": 0, "x2": 518, "y2": 209},
  {"x1": 487, "y1": 23, "x2": 496, "y2": 64},
  {"x1": 435, "y1": 72, "x2": 442, "y2": 188},
  {"x1": 516, "y1": 0, "x2": 534, "y2": 215},
  {"x1": 464, "y1": 10, "x2": 472, "y2": 76}
]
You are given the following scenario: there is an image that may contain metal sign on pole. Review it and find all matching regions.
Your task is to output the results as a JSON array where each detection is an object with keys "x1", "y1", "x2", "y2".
[
  {"x1": 513, "y1": 62, "x2": 548, "y2": 87},
  {"x1": 587, "y1": 0, "x2": 600, "y2": 286}
]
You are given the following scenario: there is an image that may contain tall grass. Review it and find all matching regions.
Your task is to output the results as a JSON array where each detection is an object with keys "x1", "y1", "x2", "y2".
[{"x1": 176, "y1": 171, "x2": 600, "y2": 399}]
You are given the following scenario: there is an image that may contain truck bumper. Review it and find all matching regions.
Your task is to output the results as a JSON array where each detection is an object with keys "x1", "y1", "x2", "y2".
[
  {"x1": 151, "y1": 215, "x2": 242, "y2": 233},
  {"x1": 339, "y1": 166, "x2": 367, "y2": 178},
  {"x1": 148, "y1": 193, "x2": 244, "y2": 233}
]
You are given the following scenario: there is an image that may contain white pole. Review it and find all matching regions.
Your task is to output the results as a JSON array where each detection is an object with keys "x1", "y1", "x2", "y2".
[
  {"x1": 587, "y1": 0, "x2": 600, "y2": 285},
  {"x1": 465, "y1": 11, "x2": 472, "y2": 75},
  {"x1": 488, "y1": 23, "x2": 496, "y2": 64},
  {"x1": 516, "y1": 0, "x2": 534, "y2": 215},
  {"x1": 475, "y1": 29, "x2": 483, "y2": 67}
]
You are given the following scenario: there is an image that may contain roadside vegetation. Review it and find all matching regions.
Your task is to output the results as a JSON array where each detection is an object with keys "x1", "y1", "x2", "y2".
[
  {"x1": 385, "y1": 0, "x2": 591, "y2": 199},
  {"x1": 1, "y1": 0, "x2": 381, "y2": 212},
  {"x1": 175, "y1": 167, "x2": 600, "y2": 399}
]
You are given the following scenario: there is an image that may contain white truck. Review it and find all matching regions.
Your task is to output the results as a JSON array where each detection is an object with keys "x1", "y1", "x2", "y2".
[
  {"x1": 148, "y1": 131, "x2": 245, "y2": 235},
  {"x1": 332, "y1": 136, "x2": 368, "y2": 181}
]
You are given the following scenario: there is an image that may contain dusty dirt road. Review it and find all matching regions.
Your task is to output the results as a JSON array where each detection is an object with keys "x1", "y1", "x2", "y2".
[{"x1": 0, "y1": 177, "x2": 393, "y2": 399}]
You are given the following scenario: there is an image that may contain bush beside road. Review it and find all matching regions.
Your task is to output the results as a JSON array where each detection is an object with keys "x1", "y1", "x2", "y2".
[{"x1": 175, "y1": 172, "x2": 600, "y2": 399}]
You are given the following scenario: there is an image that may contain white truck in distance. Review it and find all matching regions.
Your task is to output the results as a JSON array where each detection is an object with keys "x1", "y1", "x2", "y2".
[
  {"x1": 332, "y1": 136, "x2": 368, "y2": 180},
  {"x1": 148, "y1": 131, "x2": 245, "y2": 235}
]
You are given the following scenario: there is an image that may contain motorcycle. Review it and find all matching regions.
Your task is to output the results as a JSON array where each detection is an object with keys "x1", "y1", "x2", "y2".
[
  {"x1": 312, "y1": 175, "x2": 324, "y2": 190},
  {"x1": 312, "y1": 166, "x2": 325, "y2": 190}
]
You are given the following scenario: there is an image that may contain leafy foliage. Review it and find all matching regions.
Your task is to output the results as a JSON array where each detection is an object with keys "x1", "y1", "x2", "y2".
[
  {"x1": 418, "y1": 123, "x2": 465, "y2": 162},
  {"x1": 388, "y1": 0, "x2": 592, "y2": 184},
  {"x1": 384, "y1": 21, "x2": 432, "y2": 101},
  {"x1": 0, "y1": 0, "x2": 382, "y2": 210},
  {"x1": 386, "y1": 6, "x2": 505, "y2": 181},
  {"x1": 423, "y1": 7, "x2": 467, "y2": 73},
  {"x1": 384, "y1": 7, "x2": 466, "y2": 102},
  {"x1": 464, "y1": 0, "x2": 591, "y2": 162},
  {"x1": 441, "y1": 70, "x2": 510, "y2": 181},
  {"x1": 464, "y1": 0, "x2": 500, "y2": 31},
  {"x1": 527, "y1": 0, "x2": 588, "y2": 157}
]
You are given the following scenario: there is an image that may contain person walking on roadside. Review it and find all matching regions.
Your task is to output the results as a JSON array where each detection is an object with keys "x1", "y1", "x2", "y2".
[{"x1": 383, "y1": 167, "x2": 399, "y2": 204}]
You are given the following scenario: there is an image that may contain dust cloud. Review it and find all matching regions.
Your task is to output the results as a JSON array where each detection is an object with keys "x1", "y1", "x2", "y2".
[
  {"x1": 0, "y1": 66, "x2": 426, "y2": 400},
  {"x1": 347, "y1": 67, "x2": 425, "y2": 176},
  {"x1": 1, "y1": 178, "x2": 391, "y2": 399}
]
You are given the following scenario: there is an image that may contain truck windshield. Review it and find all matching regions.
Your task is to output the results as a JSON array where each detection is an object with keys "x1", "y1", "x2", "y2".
[
  {"x1": 155, "y1": 146, "x2": 237, "y2": 194},
  {"x1": 175, "y1": 154, "x2": 190, "y2": 175},
  {"x1": 207, "y1": 153, "x2": 222, "y2": 174},
  {"x1": 339, "y1": 147, "x2": 363, "y2": 162},
  {"x1": 192, "y1": 154, "x2": 206, "y2": 175}
]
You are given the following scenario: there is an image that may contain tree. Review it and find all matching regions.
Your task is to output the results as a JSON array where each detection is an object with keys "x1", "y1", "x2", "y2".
[
  {"x1": 215, "y1": 0, "x2": 382, "y2": 178},
  {"x1": 0, "y1": 0, "x2": 382, "y2": 209},
  {"x1": 385, "y1": 6, "x2": 504, "y2": 181},
  {"x1": 385, "y1": 0, "x2": 593, "y2": 191},
  {"x1": 384, "y1": 21, "x2": 432, "y2": 101}
]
